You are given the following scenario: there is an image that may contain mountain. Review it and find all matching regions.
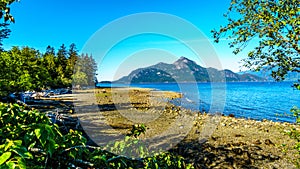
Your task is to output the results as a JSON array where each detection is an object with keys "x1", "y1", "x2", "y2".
[
  {"x1": 238, "y1": 69, "x2": 299, "y2": 82},
  {"x1": 116, "y1": 57, "x2": 266, "y2": 83}
]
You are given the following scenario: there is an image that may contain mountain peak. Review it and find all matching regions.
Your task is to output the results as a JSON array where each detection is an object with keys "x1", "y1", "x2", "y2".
[
  {"x1": 179, "y1": 56, "x2": 188, "y2": 60},
  {"x1": 174, "y1": 56, "x2": 192, "y2": 63},
  {"x1": 173, "y1": 56, "x2": 195, "y2": 69}
]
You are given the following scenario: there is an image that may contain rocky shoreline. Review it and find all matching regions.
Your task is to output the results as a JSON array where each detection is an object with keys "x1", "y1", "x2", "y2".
[{"x1": 23, "y1": 87, "x2": 300, "y2": 168}]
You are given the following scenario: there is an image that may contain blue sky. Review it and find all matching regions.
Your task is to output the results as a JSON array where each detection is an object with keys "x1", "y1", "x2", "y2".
[{"x1": 4, "y1": 0, "x2": 252, "y2": 81}]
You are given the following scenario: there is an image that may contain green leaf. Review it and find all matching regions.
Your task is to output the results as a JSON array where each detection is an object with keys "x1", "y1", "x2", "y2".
[
  {"x1": 4, "y1": 140, "x2": 13, "y2": 151},
  {"x1": 16, "y1": 157, "x2": 26, "y2": 169},
  {"x1": 46, "y1": 139, "x2": 56, "y2": 157},
  {"x1": 13, "y1": 140, "x2": 22, "y2": 147},
  {"x1": 35, "y1": 127, "x2": 46, "y2": 146},
  {"x1": 6, "y1": 161, "x2": 16, "y2": 169},
  {"x1": 0, "y1": 152, "x2": 12, "y2": 165},
  {"x1": 11, "y1": 146, "x2": 32, "y2": 159},
  {"x1": 34, "y1": 128, "x2": 41, "y2": 139}
]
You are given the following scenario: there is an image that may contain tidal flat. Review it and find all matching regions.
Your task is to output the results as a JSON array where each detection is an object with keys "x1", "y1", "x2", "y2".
[{"x1": 68, "y1": 87, "x2": 300, "y2": 168}]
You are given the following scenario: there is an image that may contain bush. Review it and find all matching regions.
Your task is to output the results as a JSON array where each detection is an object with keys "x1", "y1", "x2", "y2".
[
  {"x1": 0, "y1": 103, "x2": 193, "y2": 168},
  {"x1": 0, "y1": 103, "x2": 87, "y2": 168}
]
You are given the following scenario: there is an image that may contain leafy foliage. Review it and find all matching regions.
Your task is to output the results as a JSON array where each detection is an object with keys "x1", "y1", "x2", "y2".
[
  {"x1": 0, "y1": 0, "x2": 18, "y2": 50},
  {"x1": 127, "y1": 124, "x2": 147, "y2": 139},
  {"x1": 291, "y1": 106, "x2": 300, "y2": 125},
  {"x1": 0, "y1": 103, "x2": 193, "y2": 168},
  {"x1": 0, "y1": 102, "x2": 86, "y2": 168},
  {"x1": 144, "y1": 152, "x2": 193, "y2": 169},
  {"x1": 0, "y1": 0, "x2": 18, "y2": 23},
  {"x1": 212, "y1": 0, "x2": 299, "y2": 81},
  {"x1": 0, "y1": 44, "x2": 98, "y2": 96},
  {"x1": 0, "y1": 23, "x2": 10, "y2": 51},
  {"x1": 107, "y1": 124, "x2": 148, "y2": 158},
  {"x1": 293, "y1": 80, "x2": 300, "y2": 90},
  {"x1": 0, "y1": 47, "x2": 50, "y2": 96}
]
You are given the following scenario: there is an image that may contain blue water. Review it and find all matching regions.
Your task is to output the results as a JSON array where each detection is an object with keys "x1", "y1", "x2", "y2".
[{"x1": 97, "y1": 82, "x2": 300, "y2": 123}]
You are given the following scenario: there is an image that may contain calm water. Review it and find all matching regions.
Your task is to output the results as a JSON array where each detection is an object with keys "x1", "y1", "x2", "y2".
[{"x1": 98, "y1": 82, "x2": 300, "y2": 123}]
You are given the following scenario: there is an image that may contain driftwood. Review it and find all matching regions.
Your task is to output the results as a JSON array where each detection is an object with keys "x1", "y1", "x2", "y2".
[{"x1": 14, "y1": 94, "x2": 81, "y2": 135}]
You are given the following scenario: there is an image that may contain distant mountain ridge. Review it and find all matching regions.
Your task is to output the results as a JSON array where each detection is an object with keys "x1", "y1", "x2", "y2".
[
  {"x1": 116, "y1": 57, "x2": 266, "y2": 83},
  {"x1": 238, "y1": 69, "x2": 299, "y2": 82}
]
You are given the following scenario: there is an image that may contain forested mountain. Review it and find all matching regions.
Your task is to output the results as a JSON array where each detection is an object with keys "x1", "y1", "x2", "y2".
[{"x1": 116, "y1": 57, "x2": 265, "y2": 83}]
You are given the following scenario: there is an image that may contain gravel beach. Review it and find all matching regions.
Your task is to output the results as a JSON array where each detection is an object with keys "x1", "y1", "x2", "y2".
[{"x1": 67, "y1": 87, "x2": 300, "y2": 168}]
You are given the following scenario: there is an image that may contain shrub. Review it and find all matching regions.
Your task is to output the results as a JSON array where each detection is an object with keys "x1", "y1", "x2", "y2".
[{"x1": 0, "y1": 103, "x2": 193, "y2": 168}]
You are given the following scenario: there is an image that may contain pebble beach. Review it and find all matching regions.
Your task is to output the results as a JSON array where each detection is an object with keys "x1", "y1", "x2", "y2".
[
  {"x1": 25, "y1": 87, "x2": 300, "y2": 168},
  {"x1": 68, "y1": 87, "x2": 299, "y2": 168}
]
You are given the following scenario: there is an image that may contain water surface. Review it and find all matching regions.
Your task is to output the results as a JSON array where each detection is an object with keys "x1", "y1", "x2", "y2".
[{"x1": 98, "y1": 82, "x2": 300, "y2": 123}]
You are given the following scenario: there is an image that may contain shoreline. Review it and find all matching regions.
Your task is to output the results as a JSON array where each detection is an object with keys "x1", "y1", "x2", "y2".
[
  {"x1": 98, "y1": 84, "x2": 297, "y2": 124},
  {"x1": 20, "y1": 87, "x2": 300, "y2": 168},
  {"x1": 22, "y1": 86, "x2": 297, "y2": 125},
  {"x1": 74, "y1": 87, "x2": 299, "y2": 168}
]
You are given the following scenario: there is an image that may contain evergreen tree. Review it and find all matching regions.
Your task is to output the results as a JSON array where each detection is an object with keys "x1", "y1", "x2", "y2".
[
  {"x1": 56, "y1": 44, "x2": 70, "y2": 87},
  {"x1": 57, "y1": 44, "x2": 68, "y2": 68},
  {"x1": 66, "y1": 43, "x2": 78, "y2": 78},
  {"x1": 0, "y1": 23, "x2": 10, "y2": 51},
  {"x1": 82, "y1": 53, "x2": 97, "y2": 86},
  {"x1": 72, "y1": 53, "x2": 97, "y2": 87},
  {"x1": 42, "y1": 46, "x2": 57, "y2": 88},
  {"x1": 0, "y1": 46, "x2": 49, "y2": 95},
  {"x1": 88, "y1": 54, "x2": 98, "y2": 85},
  {"x1": 45, "y1": 45, "x2": 55, "y2": 55}
]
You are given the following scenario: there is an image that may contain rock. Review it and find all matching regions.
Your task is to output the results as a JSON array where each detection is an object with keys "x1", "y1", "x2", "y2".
[
  {"x1": 229, "y1": 113, "x2": 235, "y2": 117},
  {"x1": 250, "y1": 153, "x2": 264, "y2": 160},
  {"x1": 264, "y1": 139, "x2": 275, "y2": 146},
  {"x1": 268, "y1": 154, "x2": 280, "y2": 160},
  {"x1": 231, "y1": 142, "x2": 245, "y2": 146},
  {"x1": 250, "y1": 145, "x2": 262, "y2": 151},
  {"x1": 234, "y1": 134, "x2": 244, "y2": 137},
  {"x1": 211, "y1": 136, "x2": 218, "y2": 141},
  {"x1": 253, "y1": 139, "x2": 262, "y2": 145},
  {"x1": 232, "y1": 147, "x2": 243, "y2": 155}
]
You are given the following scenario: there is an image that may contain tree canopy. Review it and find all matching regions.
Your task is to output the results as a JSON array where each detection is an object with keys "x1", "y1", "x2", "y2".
[
  {"x1": 212, "y1": 0, "x2": 299, "y2": 81},
  {"x1": 0, "y1": 44, "x2": 98, "y2": 96},
  {"x1": 0, "y1": 0, "x2": 19, "y2": 50},
  {"x1": 0, "y1": 0, "x2": 18, "y2": 23}
]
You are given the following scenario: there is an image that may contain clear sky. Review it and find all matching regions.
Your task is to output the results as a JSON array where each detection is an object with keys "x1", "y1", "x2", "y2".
[{"x1": 4, "y1": 0, "x2": 252, "y2": 81}]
